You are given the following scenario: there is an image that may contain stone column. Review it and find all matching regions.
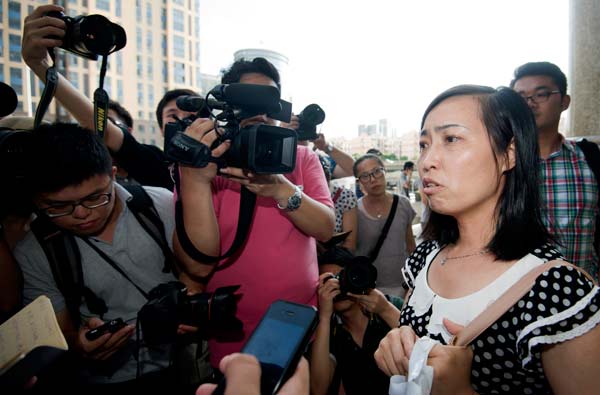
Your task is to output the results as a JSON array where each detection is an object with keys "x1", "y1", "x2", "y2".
[{"x1": 569, "y1": 0, "x2": 600, "y2": 142}]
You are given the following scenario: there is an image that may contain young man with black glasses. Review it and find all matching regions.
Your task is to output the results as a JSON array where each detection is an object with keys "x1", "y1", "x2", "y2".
[
  {"x1": 13, "y1": 123, "x2": 195, "y2": 391},
  {"x1": 510, "y1": 61, "x2": 599, "y2": 279}
]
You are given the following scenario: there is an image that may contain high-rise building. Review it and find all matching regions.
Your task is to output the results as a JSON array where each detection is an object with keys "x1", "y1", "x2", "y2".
[{"x1": 0, "y1": 0, "x2": 212, "y2": 148}]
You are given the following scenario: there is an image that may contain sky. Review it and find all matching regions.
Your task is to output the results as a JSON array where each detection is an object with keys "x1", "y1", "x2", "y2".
[{"x1": 199, "y1": 0, "x2": 569, "y2": 138}]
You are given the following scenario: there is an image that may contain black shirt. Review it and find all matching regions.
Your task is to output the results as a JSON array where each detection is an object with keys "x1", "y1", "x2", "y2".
[
  {"x1": 111, "y1": 129, "x2": 173, "y2": 190},
  {"x1": 329, "y1": 313, "x2": 391, "y2": 395}
]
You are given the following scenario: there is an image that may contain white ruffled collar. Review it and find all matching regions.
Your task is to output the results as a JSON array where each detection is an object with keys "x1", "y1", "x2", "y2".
[{"x1": 408, "y1": 247, "x2": 544, "y2": 343}]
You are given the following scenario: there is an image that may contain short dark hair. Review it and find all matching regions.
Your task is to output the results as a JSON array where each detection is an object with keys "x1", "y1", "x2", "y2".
[
  {"x1": 108, "y1": 100, "x2": 133, "y2": 128},
  {"x1": 221, "y1": 57, "x2": 281, "y2": 91},
  {"x1": 353, "y1": 154, "x2": 384, "y2": 177},
  {"x1": 366, "y1": 148, "x2": 382, "y2": 156},
  {"x1": 30, "y1": 123, "x2": 112, "y2": 194},
  {"x1": 509, "y1": 61, "x2": 568, "y2": 96},
  {"x1": 155, "y1": 88, "x2": 198, "y2": 129},
  {"x1": 403, "y1": 161, "x2": 414, "y2": 171},
  {"x1": 318, "y1": 246, "x2": 355, "y2": 267},
  {"x1": 420, "y1": 85, "x2": 553, "y2": 260}
]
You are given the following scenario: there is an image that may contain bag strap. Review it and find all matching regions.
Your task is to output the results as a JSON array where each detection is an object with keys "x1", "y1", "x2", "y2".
[
  {"x1": 369, "y1": 194, "x2": 399, "y2": 261},
  {"x1": 125, "y1": 184, "x2": 174, "y2": 274},
  {"x1": 452, "y1": 259, "x2": 597, "y2": 347}
]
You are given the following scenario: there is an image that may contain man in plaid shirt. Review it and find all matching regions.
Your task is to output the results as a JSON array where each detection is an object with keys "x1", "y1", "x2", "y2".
[{"x1": 510, "y1": 62, "x2": 599, "y2": 280}]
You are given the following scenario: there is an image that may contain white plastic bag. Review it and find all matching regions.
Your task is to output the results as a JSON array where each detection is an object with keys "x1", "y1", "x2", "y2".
[{"x1": 388, "y1": 336, "x2": 439, "y2": 395}]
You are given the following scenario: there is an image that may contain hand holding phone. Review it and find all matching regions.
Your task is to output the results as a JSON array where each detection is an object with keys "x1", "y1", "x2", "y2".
[
  {"x1": 85, "y1": 318, "x2": 126, "y2": 341},
  {"x1": 213, "y1": 300, "x2": 318, "y2": 395}
]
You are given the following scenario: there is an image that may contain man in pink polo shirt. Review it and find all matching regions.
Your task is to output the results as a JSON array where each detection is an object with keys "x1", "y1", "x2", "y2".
[{"x1": 173, "y1": 57, "x2": 335, "y2": 368}]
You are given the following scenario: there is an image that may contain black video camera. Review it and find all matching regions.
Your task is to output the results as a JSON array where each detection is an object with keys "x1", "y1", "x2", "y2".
[
  {"x1": 165, "y1": 83, "x2": 297, "y2": 174},
  {"x1": 45, "y1": 11, "x2": 126, "y2": 59},
  {"x1": 296, "y1": 104, "x2": 326, "y2": 141},
  {"x1": 326, "y1": 256, "x2": 377, "y2": 295},
  {"x1": 138, "y1": 281, "x2": 243, "y2": 345}
]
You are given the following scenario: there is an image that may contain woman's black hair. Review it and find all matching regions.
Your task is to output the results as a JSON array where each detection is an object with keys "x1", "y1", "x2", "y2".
[
  {"x1": 353, "y1": 153, "x2": 384, "y2": 177},
  {"x1": 420, "y1": 85, "x2": 553, "y2": 260}
]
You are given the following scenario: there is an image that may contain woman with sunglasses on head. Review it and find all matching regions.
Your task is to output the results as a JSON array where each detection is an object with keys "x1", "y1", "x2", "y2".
[
  {"x1": 374, "y1": 85, "x2": 600, "y2": 395},
  {"x1": 353, "y1": 155, "x2": 416, "y2": 298}
]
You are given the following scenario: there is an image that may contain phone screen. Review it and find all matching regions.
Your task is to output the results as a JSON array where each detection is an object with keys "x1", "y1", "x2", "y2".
[{"x1": 241, "y1": 301, "x2": 317, "y2": 394}]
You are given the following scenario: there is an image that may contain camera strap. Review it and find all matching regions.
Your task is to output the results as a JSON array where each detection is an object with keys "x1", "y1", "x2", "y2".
[
  {"x1": 172, "y1": 164, "x2": 256, "y2": 269},
  {"x1": 93, "y1": 55, "x2": 110, "y2": 140},
  {"x1": 369, "y1": 194, "x2": 399, "y2": 262},
  {"x1": 81, "y1": 238, "x2": 149, "y2": 300},
  {"x1": 34, "y1": 50, "x2": 59, "y2": 128}
]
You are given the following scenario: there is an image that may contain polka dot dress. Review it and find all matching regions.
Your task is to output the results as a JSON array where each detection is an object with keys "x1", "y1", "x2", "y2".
[
  {"x1": 332, "y1": 185, "x2": 357, "y2": 233},
  {"x1": 400, "y1": 241, "x2": 600, "y2": 394}
]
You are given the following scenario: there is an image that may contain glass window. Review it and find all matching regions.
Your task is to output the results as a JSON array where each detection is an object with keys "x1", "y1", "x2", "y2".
[
  {"x1": 68, "y1": 70, "x2": 79, "y2": 90},
  {"x1": 195, "y1": 41, "x2": 201, "y2": 63},
  {"x1": 173, "y1": 9, "x2": 184, "y2": 32},
  {"x1": 174, "y1": 62, "x2": 185, "y2": 84},
  {"x1": 136, "y1": 0, "x2": 142, "y2": 20},
  {"x1": 10, "y1": 67, "x2": 22, "y2": 95},
  {"x1": 29, "y1": 68, "x2": 37, "y2": 96},
  {"x1": 162, "y1": 34, "x2": 168, "y2": 57},
  {"x1": 117, "y1": 79, "x2": 123, "y2": 103},
  {"x1": 136, "y1": 27, "x2": 142, "y2": 52},
  {"x1": 148, "y1": 86, "x2": 154, "y2": 108},
  {"x1": 147, "y1": 60, "x2": 153, "y2": 78},
  {"x1": 173, "y1": 36, "x2": 184, "y2": 58},
  {"x1": 139, "y1": 124, "x2": 145, "y2": 133},
  {"x1": 138, "y1": 110, "x2": 143, "y2": 119},
  {"x1": 83, "y1": 73, "x2": 89, "y2": 97},
  {"x1": 146, "y1": 3, "x2": 152, "y2": 24},
  {"x1": 161, "y1": 8, "x2": 167, "y2": 29},
  {"x1": 9, "y1": 34, "x2": 21, "y2": 62},
  {"x1": 137, "y1": 55, "x2": 142, "y2": 77},
  {"x1": 0, "y1": 29, "x2": 4, "y2": 57},
  {"x1": 137, "y1": 83, "x2": 144, "y2": 105},
  {"x1": 116, "y1": 52, "x2": 122, "y2": 74},
  {"x1": 68, "y1": 53, "x2": 79, "y2": 66},
  {"x1": 194, "y1": 16, "x2": 200, "y2": 36},
  {"x1": 96, "y1": 0, "x2": 110, "y2": 11},
  {"x1": 146, "y1": 31, "x2": 152, "y2": 51},
  {"x1": 115, "y1": 0, "x2": 122, "y2": 18},
  {"x1": 162, "y1": 61, "x2": 168, "y2": 81},
  {"x1": 0, "y1": 66, "x2": 5, "y2": 88},
  {"x1": 9, "y1": 2, "x2": 21, "y2": 30}
]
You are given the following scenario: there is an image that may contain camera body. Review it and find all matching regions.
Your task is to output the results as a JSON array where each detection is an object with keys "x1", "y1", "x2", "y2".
[
  {"x1": 138, "y1": 281, "x2": 242, "y2": 344},
  {"x1": 295, "y1": 104, "x2": 326, "y2": 141},
  {"x1": 164, "y1": 84, "x2": 297, "y2": 174},
  {"x1": 327, "y1": 256, "x2": 377, "y2": 295},
  {"x1": 45, "y1": 11, "x2": 126, "y2": 59}
]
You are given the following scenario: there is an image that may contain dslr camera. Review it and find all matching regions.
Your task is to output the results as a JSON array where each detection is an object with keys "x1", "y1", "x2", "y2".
[
  {"x1": 326, "y1": 255, "x2": 378, "y2": 295},
  {"x1": 45, "y1": 11, "x2": 126, "y2": 59},
  {"x1": 295, "y1": 104, "x2": 326, "y2": 141},
  {"x1": 165, "y1": 83, "x2": 297, "y2": 174},
  {"x1": 138, "y1": 281, "x2": 243, "y2": 345}
]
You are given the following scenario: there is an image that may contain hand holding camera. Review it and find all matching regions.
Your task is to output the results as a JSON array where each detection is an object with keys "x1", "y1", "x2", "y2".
[
  {"x1": 22, "y1": 5, "x2": 66, "y2": 73},
  {"x1": 317, "y1": 272, "x2": 341, "y2": 319},
  {"x1": 79, "y1": 317, "x2": 134, "y2": 360}
]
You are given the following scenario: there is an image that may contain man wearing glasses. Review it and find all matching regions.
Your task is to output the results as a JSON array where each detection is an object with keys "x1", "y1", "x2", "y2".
[
  {"x1": 510, "y1": 61, "x2": 599, "y2": 279},
  {"x1": 13, "y1": 123, "x2": 185, "y2": 390}
]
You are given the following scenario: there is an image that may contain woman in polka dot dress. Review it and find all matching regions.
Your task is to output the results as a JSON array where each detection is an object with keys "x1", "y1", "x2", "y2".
[{"x1": 374, "y1": 85, "x2": 599, "y2": 394}]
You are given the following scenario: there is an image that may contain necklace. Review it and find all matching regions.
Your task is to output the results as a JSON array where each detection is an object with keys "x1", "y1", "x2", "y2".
[{"x1": 440, "y1": 248, "x2": 488, "y2": 265}]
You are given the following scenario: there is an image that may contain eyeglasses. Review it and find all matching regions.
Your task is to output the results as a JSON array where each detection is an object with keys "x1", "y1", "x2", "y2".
[
  {"x1": 40, "y1": 185, "x2": 114, "y2": 218},
  {"x1": 108, "y1": 116, "x2": 128, "y2": 130},
  {"x1": 520, "y1": 90, "x2": 561, "y2": 104},
  {"x1": 357, "y1": 167, "x2": 386, "y2": 183}
]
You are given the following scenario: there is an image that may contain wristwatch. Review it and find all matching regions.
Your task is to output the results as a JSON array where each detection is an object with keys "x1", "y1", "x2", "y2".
[
  {"x1": 277, "y1": 185, "x2": 303, "y2": 212},
  {"x1": 324, "y1": 143, "x2": 334, "y2": 154}
]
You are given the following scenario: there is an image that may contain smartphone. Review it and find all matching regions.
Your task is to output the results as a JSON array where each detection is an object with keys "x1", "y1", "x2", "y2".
[
  {"x1": 214, "y1": 300, "x2": 318, "y2": 395},
  {"x1": 85, "y1": 318, "x2": 126, "y2": 341}
]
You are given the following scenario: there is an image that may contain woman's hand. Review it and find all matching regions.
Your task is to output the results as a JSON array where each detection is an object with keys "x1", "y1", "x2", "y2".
[
  {"x1": 317, "y1": 273, "x2": 341, "y2": 320},
  {"x1": 374, "y1": 325, "x2": 418, "y2": 376},
  {"x1": 348, "y1": 288, "x2": 389, "y2": 315},
  {"x1": 180, "y1": 118, "x2": 230, "y2": 184},
  {"x1": 219, "y1": 167, "x2": 295, "y2": 202}
]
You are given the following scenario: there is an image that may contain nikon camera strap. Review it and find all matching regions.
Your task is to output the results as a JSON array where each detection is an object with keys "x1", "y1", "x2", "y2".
[{"x1": 172, "y1": 164, "x2": 256, "y2": 273}]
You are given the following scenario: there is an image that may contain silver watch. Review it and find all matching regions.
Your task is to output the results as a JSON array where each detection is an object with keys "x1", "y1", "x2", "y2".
[{"x1": 277, "y1": 185, "x2": 303, "y2": 212}]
